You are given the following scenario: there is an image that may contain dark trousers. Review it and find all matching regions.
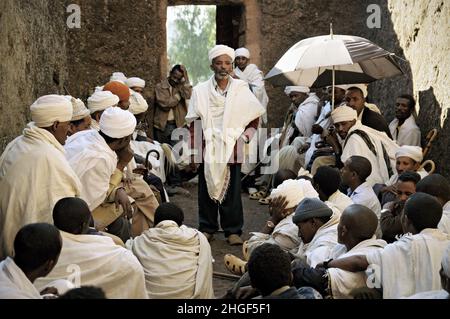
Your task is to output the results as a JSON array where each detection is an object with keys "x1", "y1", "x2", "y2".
[
  {"x1": 154, "y1": 122, "x2": 182, "y2": 186},
  {"x1": 198, "y1": 164, "x2": 243, "y2": 237},
  {"x1": 106, "y1": 216, "x2": 131, "y2": 243}
]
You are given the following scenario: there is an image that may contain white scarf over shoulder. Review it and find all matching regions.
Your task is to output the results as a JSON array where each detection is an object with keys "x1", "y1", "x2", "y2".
[
  {"x1": 0, "y1": 124, "x2": 82, "y2": 257},
  {"x1": 328, "y1": 237, "x2": 387, "y2": 299},
  {"x1": 234, "y1": 64, "x2": 269, "y2": 124},
  {"x1": 127, "y1": 220, "x2": 214, "y2": 299},
  {"x1": 0, "y1": 257, "x2": 42, "y2": 299},
  {"x1": 186, "y1": 76, "x2": 265, "y2": 202},
  {"x1": 34, "y1": 231, "x2": 147, "y2": 299},
  {"x1": 366, "y1": 228, "x2": 450, "y2": 299}
]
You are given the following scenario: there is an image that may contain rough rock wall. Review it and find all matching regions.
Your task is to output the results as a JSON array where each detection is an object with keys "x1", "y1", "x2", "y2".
[{"x1": 0, "y1": 0, "x2": 68, "y2": 151}]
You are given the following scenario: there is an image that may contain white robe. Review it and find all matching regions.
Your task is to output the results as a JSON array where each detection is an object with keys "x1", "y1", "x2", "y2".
[
  {"x1": 126, "y1": 220, "x2": 214, "y2": 299},
  {"x1": 0, "y1": 124, "x2": 82, "y2": 257},
  {"x1": 328, "y1": 190, "x2": 353, "y2": 214},
  {"x1": 341, "y1": 121, "x2": 399, "y2": 185},
  {"x1": 305, "y1": 101, "x2": 333, "y2": 165},
  {"x1": 294, "y1": 93, "x2": 320, "y2": 138},
  {"x1": 405, "y1": 290, "x2": 449, "y2": 299},
  {"x1": 295, "y1": 212, "x2": 340, "y2": 267},
  {"x1": 0, "y1": 257, "x2": 42, "y2": 299},
  {"x1": 438, "y1": 202, "x2": 450, "y2": 234},
  {"x1": 64, "y1": 129, "x2": 117, "y2": 211},
  {"x1": 234, "y1": 64, "x2": 269, "y2": 124},
  {"x1": 186, "y1": 76, "x2": 265, "y2": 202},
  {"x1": 348, "y1": 182, "x2": 382, "y2": 219},
  {"x1": 34, "y1": 231, "x2": 147, "y2": 299},
  {"x1": 366, "y1": 228, "x2": 450, "y2": 299},
  {"x1": 327, "y1": 237, "x2": 387, "y2": 299},
  {"x1": 389, "y1": 115, "x2": 421, "y2": 147}
]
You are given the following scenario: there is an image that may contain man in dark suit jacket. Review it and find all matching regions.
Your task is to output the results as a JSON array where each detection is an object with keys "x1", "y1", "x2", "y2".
[{"x1": 345, "y1": 87, "x2": 393, "y2": 139}]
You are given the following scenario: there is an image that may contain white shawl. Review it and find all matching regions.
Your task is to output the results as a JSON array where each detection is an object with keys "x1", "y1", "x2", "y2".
[
  {"x1": 389, "y1": 115, "x2": 421, "y2": 147},
  {"x1": 296, "y1": 211, "x2": 340, "y2": 267},
  {"x1": 294, "y1": 94, "x2": 320, "y2": 138},
  {"x1": 438, "y1": 202, "x2": 450, "y2": 234},
  {"x1": 366, "y1": 228, "x2": 450, "y2": 299},
  {"x1": 186, "y1": 76, "x2": 265, "y2": 202},
  {"x1": 341, "y1": 121, "x2": 399, "y2": 185},
  {"x1": 234, "y1": 64, "x2": 269, "y2": 124},
  {"x1": 64, "y1": 129, "x2": 117, "y2": 211},
  {"x1": 126, "y1": 220, "x2": 214, "y2": 299},
  {"x1": 34, "y1": 231, "x2": 147, "y2": 299},
  {"x1": 0, "y1": 124, "x2": 82, "y2": 257},
  {"x1": 328, "y1": 190, "x2": 353, "y2": 214},
  {"x1": 0, "y1": 257, "x2": 42, "y2": 299},
  {"x1": 327, "y1": 237, "x2": 387, "y2": 299}
]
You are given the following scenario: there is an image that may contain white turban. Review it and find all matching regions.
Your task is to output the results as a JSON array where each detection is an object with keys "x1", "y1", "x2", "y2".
[
  {"x1": 284, "y1": 86, "x2": 310, "y2": 95},
  {"x1": 68, "y1": 97, "x2": 90, "y2": 121},
  {"x1": 235, "y1": 47, "x2": 250, "y2": 59},
  {"x1": 395, "y1": 145, "x2": 423, "y2": 163},
  {"x1": 30, "y1": 95, "x2": 73, "y2": 127},
  {"x1": 331, "y1": 105, "x2": 357, "y2": 123},
  {"x1": 99, "y1": 107, "x2": 136, "y2": 139},
  {"x1": 128, "y1": 91, "x2": 149, "y2": 115},
  {"x1": 208, "y1": 44, "x2": 235, "y2": 63},
  {"x1": 110, "y1": 72, "x2": 127, "y2": 83},
  {"x1": 347, "y1": 84, "x2": 368, "y2": 98},
  {"x1": 270, "y1": 179, "x2": 319, "y2": 209},
  {"x1": 87, "y1": 91, "x2": 120, "y2": 114},
  {"x1": 442, "y1": 244, "x2": 450, "y2": 278},
  {"x1": 125, "y1": 77, "x2": 145, "y2": 89}
]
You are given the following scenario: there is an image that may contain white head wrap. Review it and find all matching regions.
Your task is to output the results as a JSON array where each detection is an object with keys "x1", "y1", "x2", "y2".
[
  {"x1": 395, "y1": 145, "x2": 423, "y2": 163},
  {"x1": 110, "y1": 72, "x2": 127, "y2": 83},
  {"x1": 125, "y1": 77, "x2": 145, "y2": 89},
  {"x1": 68, "y1": 97, "x2": 90, "y2": 121},
  {"x1": 208, "y1": 44, "x2": 235, "y2": 63},
  {"x1": 284, "y1": 86, "x2": 310, "y2": 95},
  {"x1": 87, "y1": 91, "x2": 120, "y2": 114},
  {"x1": 99, "y1": 107, "x2": 136, "y2": 139},
  {"x1": 270, "y1": 179, "x2": 319, "y2": 209},
  {"x1": 128, "y1": 91, "x2": 149, "y2": 115},
  {"x1": 331, "y1": 105, "x2": 358, "y2": 123},
  {"x1": 347, "y1": 84, "x2": 368, "y2": 98},
  {"x1": 442, "y1": 244, "x2": 450, "y2": 278},
  {"x1": 30, "y1": 95, "x2": 73, "y2": 127},
  {"x1": 235, "y1": 47, "x2": 250, "y2": 59}
]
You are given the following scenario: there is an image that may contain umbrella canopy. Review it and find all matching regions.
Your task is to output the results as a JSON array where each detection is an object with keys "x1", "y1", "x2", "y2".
[{"x1": 265, "y1": 34, "x2": 403, "y2": 88}]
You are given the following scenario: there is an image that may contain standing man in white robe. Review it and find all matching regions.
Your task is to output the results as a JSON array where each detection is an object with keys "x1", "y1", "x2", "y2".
[
  {"x1": 0, "y1": 223, "x2": 62, "y2": 299},
  {"x1": 0, "y1": 95, "x2": 81, "y2": 258},
  {"x1": 389, "y1": 94, "x2": 421, "y2": 146},
  {"x1": 186, "y1": 44, "x2": 265, "y2": 245},
  {"x1": 325, "y1": 192, "x2": 450, "y2": 298}
]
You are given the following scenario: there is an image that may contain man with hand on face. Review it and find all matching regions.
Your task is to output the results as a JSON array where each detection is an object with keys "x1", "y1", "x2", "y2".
[{"x1": 186, "y1": 44, "x2": 265, "y2": 245}]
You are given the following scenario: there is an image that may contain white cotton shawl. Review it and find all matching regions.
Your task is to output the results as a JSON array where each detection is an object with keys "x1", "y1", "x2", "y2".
[
  {"x1": 127, "y1": 220, "x2": 214, "y2": 299},
  {"x1": 366, "y1": 228, "x2": 450, "y2": 299},
  {"x1": 186, "y1": 76, "x2": 265, "y2": 202},
  {"x1": 0, "y1": 124, "x2": 82, "y2": 258},
  {"x1": 328, "y1": 190, "x2": 353, "y2": 214},
  {"x1": 34, "y1": 231, "x2": 147, "y2": 299},
  {"x1": 294, "y1": 93, "x2": 320, "y2": 137},
  {"x1": 64, "y1": 129, "x2": 117, "y2": 211},
  {"x1": 327, "y1": 237, "x2": 387, "y2": 299},
  {"x1": 0, "y1": 258, "x2": 42, "y2": 299}
]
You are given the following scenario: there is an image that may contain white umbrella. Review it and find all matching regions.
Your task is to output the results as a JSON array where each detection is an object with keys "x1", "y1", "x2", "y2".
[{"x1": 265, "y1": 26, "x2": 403, "y2": 107}]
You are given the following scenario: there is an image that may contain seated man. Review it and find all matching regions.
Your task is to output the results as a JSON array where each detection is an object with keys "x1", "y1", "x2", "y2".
[
  {"x1": 0, "y1": 223, "x2": 62, "y2": 299},
  {"x1": 87, "y1": 90, "x2": 120, "y2": 130},
  {"x1": 416, "y1": 174, "x2": 450, "y2": 234},
  {"x1": 292, "y1": 204, "x2": 386, "y2": 298},
  {"x1": 34, "y1": 197, "x2": 147, "y2": 299},
  {"x1": 389, "y1": 94, "x2": 421, "y2": 146},
  {"x1": 67, "y1": 97, "x2": 91, "y2": 136},
  {"x1": 248, "y1": 243, "x2": 321, "y2": 299},
  {"x1": 127, "y1": 203, "x2": 214, "y2": 299},
  {"x1": 313, "y1": 166, "x2": 353, "y2": 214},
  {"x1": 292, "y1": 198, "x2": 340, "y2": 267},
  {"x1": 380, "y1": 171, "x2": 421, "y2": 243},
  {"x1": 325, "y1": 192, "x2": 450, "y2": 298}
]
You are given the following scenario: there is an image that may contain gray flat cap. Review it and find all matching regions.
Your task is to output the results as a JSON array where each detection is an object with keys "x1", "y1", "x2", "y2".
[{"x1": 292, "y1": 197, "x2": 333, "y2": 224}]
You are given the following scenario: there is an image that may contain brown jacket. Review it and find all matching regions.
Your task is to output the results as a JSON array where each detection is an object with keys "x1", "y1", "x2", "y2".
[{"x1": 154, "y1": 78, "x2": 192, "y2": 130}]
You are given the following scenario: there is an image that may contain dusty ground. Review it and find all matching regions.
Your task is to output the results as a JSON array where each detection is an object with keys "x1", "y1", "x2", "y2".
[{"x1": 170, "y1": 179, "x2": 266, "y2": 298}]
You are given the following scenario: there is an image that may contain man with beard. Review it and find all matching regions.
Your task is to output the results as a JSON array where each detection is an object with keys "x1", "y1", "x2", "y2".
[{"x1": 389, "y1": 94, "x2": 421, "y2": 146}]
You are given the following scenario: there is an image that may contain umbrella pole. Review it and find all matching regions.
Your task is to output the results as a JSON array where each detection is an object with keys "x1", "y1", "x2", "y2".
[{"x1": 330, "y1": 23, "x2": 335, "y2": 110}]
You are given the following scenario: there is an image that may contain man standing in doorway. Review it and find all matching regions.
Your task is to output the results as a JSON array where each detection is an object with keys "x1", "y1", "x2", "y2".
[{"x1": 186, "y1": 45, "x2": 265, "y2": 245}]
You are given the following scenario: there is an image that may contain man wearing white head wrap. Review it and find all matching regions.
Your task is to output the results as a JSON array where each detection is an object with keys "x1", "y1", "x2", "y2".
[
  {"x1": 87, "y1": 91, "x2": 120, "y2": 131},
  {"x1": 345, "y1": 86, "x2": 391, "y2": 138},
  {"x1": 187, "y1": 44, "x2": 265, "y2": 246},
  {"x1": 128, "y1": 91, "x2": 149, "y2": 116},
  {"x1": 331, "y1": 106, "x2": 398, "y2": 185},
  {"x1": 65, "y1": 107, "x2": 158, "y2": 241},
  {"x1": 125, "y1": 77, "x2": 146, "y2": 94},
  {"x1": 67, "y1": 97, "x2": 92, "y2": 136},
  {"x1": 389, "y1": 94, "x2": 421, "y2": 146},
  {"x1": 0, "y1": 95, "x2": 82, "y2": 257}
]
